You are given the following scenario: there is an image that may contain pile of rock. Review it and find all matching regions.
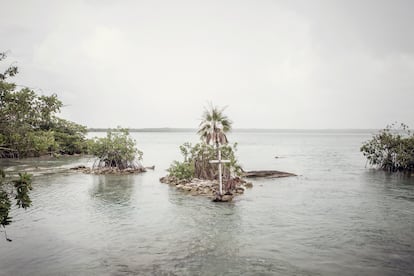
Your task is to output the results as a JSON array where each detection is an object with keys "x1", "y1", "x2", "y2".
[{"x1": 159, "y1": 176, "x2": 253, "y2": 201}]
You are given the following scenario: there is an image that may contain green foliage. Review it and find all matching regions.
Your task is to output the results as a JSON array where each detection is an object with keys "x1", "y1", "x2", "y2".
[
  {"x1": 197, "y1": 104, "x2": 232, "y2": 146},
  {"x1": 361, "y1": 123, "x2": 414, "y2": 172},
  {"x1": 0, "y1": 52, "x2": 18, "y2": 80},
  {"x1": 0, "y1": 51, "x2": 89, "y2": 158},
  {"x1": 13, "y1": 173, "x2": 32, "y2": 209},
  {"x1": 0, "y1": 87, "x2": 62, "y2": 130},
  {"x1": 90, "y1": 127, "x2": 143, "y2": 170},
  {"x1": 0, "y1": 169, "x2": 32, "y2": 230},
  {"x1": 167, "y1": 142, "x2": 243, "y2": 180},
  {"x1": 51, "y1": 118, "x2": 88, "y2": 155},
  {"x1": 168, "y1": 104, "x2": 241, "y2": 180},
  {"x1": 167, "y1": 161, "x2": 195, "y2": 180},
  {"x1": 0, "y1": 189, "x2": 12, "y2": 226}
]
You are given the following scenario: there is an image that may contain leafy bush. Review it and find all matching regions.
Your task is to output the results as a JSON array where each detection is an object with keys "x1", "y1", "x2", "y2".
[
  {"x1": 361, "y1": 123, "x2": 414, "y2": 172},
  {"x1": 28, "y1": 131, "x2": 57, "y2": 156},
  {"x1": 89, "y1": 127, "x2": 143, "y2": 170},
  {"x1": 52, "y1": 118, "x2": 89, "y2": 155},
  {"x1": 167, "y1": 142, "x2": 243, "y2": 180},
  {"x1": 167, "y1": 161, "x2": 195, "y2": 180}
]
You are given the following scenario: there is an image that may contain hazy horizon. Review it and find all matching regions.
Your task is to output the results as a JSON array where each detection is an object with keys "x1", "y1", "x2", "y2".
[
  {"x1": 1, "y1": 0, "x2": 414, "y2": 129},
  {"x1": 87, "y1": 126, "x2": 381, "y2": 132}
]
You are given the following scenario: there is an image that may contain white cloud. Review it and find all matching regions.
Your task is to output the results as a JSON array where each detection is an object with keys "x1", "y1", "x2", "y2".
[{"x1": 1, "y1": 0, "x2": 414, "y2": 128}]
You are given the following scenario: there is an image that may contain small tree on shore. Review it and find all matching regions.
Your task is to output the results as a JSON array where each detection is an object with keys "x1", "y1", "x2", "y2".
[
  {"x1": 90, "y1": 127, "x2": 144, "y2": 171},
  {"x1": 361, "y1": 123, "x2": 414, "y2": 172}
]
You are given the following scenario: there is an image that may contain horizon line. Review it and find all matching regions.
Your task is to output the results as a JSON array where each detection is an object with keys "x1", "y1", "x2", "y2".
[{"x1": 87, "y1": 127, "x2": 381, "y2": 133}]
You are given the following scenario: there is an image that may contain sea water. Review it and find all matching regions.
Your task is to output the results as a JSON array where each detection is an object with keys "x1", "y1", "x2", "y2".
[{"x1": 0, "y1": 131, "x2": 413, "y2": 275}]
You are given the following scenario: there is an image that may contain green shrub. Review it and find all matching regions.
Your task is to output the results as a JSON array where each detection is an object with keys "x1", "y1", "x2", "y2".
[
  {"x1": 167, "y1": 142, "x2": 243, "y2": 180},
  {"x1": 361, "y1": 123, "x2": 414, "y2": 172},
  {"x1": 167, "y1": 161, "x2": 195, "y2": 180},
  {"x1": 89, "y1": 127, "x2": 143, "y2": 170}
]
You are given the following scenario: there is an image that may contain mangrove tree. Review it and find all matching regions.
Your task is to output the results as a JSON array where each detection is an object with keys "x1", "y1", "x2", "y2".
[
  {"x1": 89, "y1": 127, "x2": 145, "y2": 172},
  {"x1": 361, "y1": 123, "x2": 414, "y2": 172},
  {"x1": 0, "y1": 51, "x2": 89, "y2": 158}
]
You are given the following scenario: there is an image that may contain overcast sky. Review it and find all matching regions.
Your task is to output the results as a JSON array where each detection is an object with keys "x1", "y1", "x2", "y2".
[{"x1": 1, "y1": 0, "x2": 413, "y2": 129}]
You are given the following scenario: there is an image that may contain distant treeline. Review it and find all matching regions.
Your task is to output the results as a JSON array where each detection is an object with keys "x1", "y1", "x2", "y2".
[
  {"x1": 88, "y1": 128, "x2": 379, "y2": 133},
  {"x1": 88, "y1": 128, "x2": 197, "y2": 133}
]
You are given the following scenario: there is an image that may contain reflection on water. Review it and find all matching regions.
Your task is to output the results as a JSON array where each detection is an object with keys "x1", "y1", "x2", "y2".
[
  {"x1": 0, "y1": 132, "x2": 414, "y2": 275},
  {"x1": 166, "y1": 191, "x2": 242, "y2": 274},
  {"x1": 90, "y1": 175, "x2": 135, "y2": 206}
]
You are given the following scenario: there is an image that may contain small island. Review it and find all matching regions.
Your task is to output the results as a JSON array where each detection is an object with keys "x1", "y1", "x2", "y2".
[
  {"x1": 71, "y1": 127, "x2": 148, "y2": 175},
  {"x1": 160, "y1": 105, "x2": 295, "y2": 202}
]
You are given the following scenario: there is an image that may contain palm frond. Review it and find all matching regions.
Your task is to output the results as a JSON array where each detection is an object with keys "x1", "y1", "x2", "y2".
[{"x1": 197, "y1": 103, "x2": 232, "y2": 146}]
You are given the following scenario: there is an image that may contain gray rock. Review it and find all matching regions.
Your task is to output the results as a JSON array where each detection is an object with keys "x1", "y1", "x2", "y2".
[
  {"x1": 182, "y1": 186, "x2": 193, "y2": 192},
  {"x1": 244, "y1": 182, "x2": 253, "y2": 188},
  {"x1": 213, "y1": 194, "x2": 233, "y2": 202}
]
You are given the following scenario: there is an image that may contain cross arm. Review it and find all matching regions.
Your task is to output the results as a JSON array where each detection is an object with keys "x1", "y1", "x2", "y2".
[{"x1": 209, "y1": 160, "x2": 231, "y2": 164}]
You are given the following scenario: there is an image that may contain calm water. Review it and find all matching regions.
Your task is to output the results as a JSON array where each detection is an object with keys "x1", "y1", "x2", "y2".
[{"x1": 1, "y1": 131, "x2": 414, "y2": 276}]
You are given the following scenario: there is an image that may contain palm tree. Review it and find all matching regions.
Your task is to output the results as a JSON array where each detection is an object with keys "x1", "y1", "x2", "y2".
[{"x1": 197, "y1": 104, "x2": 232, "y2": 148}]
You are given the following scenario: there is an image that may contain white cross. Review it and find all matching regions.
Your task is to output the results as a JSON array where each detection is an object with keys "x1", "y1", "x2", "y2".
[{"x1": 209, "y1": 149, "x2": 230, "y2": 196}]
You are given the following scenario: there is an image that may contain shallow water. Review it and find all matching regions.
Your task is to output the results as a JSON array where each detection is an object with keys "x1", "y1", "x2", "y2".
[{"x1": 1, "y1": 131, "x2": 414, "y2": 275}]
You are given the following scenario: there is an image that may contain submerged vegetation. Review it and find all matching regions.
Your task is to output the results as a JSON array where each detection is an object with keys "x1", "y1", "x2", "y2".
[
  {"x1": 0, "y1": 52, "x2": 89, "y2": 158},
  {"x1": 361, "y1": 123, "x2": 414, "y2": 172}
]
